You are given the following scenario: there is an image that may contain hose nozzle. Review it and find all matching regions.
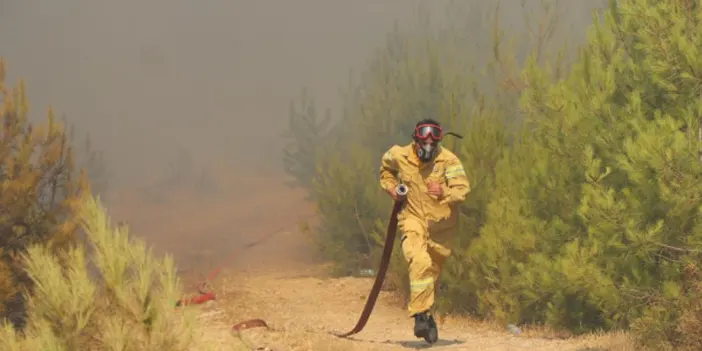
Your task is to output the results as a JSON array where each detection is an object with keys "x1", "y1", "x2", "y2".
[{"x1": 395, "y1": 184, "x2": 408, "y2": 196}]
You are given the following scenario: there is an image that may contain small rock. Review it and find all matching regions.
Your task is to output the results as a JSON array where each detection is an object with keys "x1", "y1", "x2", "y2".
[
  {"x1": 359, "y1": 269, "x2": 376, "y2": 277},
  {"x1": 507, "y1": 324, "x2": 521, "y2": 335}
]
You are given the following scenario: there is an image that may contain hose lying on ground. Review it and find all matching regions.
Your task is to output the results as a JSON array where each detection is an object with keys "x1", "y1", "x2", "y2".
[
  {"x1": 175, "y1": 292, "x2": 216, "y2": 307},
  {"x1": 172, "y1": 222, "x2": 301, "y2": 331},
  {"x1": 175, "y1": 285, "x2": 270, "y2": 332},
  {"x1": 331, "y1": 183, "x2": 407, "y2": 338}
]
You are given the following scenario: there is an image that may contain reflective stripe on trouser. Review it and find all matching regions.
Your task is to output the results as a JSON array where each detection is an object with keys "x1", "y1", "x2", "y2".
[{"x1": 400, "y1": 215, "x2": 454, "y2": 317}]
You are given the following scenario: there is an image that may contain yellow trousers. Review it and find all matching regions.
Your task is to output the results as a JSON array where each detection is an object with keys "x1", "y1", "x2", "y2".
[{"x1": 399, "y1": 214, "x2": 455, "y2": 317}]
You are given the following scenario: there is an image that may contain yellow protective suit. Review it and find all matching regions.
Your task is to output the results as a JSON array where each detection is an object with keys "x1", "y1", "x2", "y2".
[{"x1": 379, "y1": 142, "x2": 470, "y2": 316}]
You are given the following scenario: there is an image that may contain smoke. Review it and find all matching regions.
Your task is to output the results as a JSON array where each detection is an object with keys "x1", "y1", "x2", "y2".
[
  {"x1": 0, "y1": 0, "x2": 606, "y2": 268},
  {"x1": 0, "y1": 0, "x2": 439, "y2": 189}
]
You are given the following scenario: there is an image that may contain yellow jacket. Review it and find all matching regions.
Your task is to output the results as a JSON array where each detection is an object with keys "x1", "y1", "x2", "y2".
[{"x1": 379, "y1": 143, "x2": 470, "y2": 224}]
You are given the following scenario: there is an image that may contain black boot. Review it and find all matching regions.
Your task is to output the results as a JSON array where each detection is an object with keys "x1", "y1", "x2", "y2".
[{"x1": 413, "y1": 311, "x2": 438, "y2": 344}]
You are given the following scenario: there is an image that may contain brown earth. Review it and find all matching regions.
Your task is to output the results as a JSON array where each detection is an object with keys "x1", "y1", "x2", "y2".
[{"x1": 107, "y1": 169, "x2": 636, "y2": 351}]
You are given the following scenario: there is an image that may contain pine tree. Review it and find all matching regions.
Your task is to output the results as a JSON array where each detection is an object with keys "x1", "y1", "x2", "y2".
[
  {"x1": 285, "y1": 1, "x2": 603, "y2": 304},
  {"x1": 281, "y1": 88, "x2": 331, "y2": 189},
  {"x1": 0, "y1": 58, "x2": 90, "y2": 329},
  {"x1": 463, "y1": 1, "x2": 702, "y2": 347}
]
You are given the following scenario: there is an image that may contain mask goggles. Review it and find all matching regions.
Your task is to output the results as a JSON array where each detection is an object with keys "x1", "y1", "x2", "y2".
[{"x1": 414, "y1": 124, "x2": 443, "y2": 141}]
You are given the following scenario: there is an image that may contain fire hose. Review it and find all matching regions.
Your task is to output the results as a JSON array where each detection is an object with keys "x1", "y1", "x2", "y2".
[
  {"x1": 174, "y1": 183, "x2": 408, "y2": 337},
  {"x1": 173, "y1": 213, "x2": 316, "y2": 332},
  {"x1": 331, "y1": 183, "x2": 407, "y2": 338}
]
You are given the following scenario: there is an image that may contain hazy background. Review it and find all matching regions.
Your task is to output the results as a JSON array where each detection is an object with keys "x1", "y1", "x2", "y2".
[
  {"x1": 0, "y1": 0, "x2": 601, "y2": 188},
  {"x1": 0, "y1": 0, "x2": 452, "y2": 189},
  {"x1": 0, "y1": 0, "x2": 610, "y2": 301}
]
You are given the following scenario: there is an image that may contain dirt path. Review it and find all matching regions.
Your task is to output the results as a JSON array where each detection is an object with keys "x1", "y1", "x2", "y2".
[
  {"x1": 109, "y1": 172, "x2": 634, "y2": 351},
  {"x1": 194, "y1": 267, "x2": 632, "y2": 351}
]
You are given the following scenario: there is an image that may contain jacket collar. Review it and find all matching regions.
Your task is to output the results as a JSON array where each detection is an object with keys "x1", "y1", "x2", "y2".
[{"x1": 399, "y1": 142, "x2": 443, "y2": 167}]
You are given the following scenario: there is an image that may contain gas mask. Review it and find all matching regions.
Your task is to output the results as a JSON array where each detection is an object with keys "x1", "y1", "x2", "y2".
[
  {"x1": 416, "y1": 141, "x2": 439, "y2": 162},
  {"x1": 412, "y1": 120, "x2": 464, "y2": 162}
]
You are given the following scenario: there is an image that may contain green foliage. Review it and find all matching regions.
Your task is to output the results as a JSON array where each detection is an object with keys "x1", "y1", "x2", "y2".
[
  {"x1": 464, "y1": 0, "x2": 702, "y2": 348},
  {"x1": 281, "y1": 88, "x2": 331, "y2": 189},
  {"x1": 307, "y1": 8, "x2": 475, "y2": 276},
  {"x1": 0, "y1": 58, "x2": 90, "y2": 329},
  {"x1": 0, "y1": 59, "x2": 244, "y2": 349},
  {"x1": 0, "y1": 194, "x2": 207, "y2": 351},
  {"x1": 311, "y1": 144, "x2": 388, "y2": 273},
  {"x1": 286, "y1": 0, "x2": 599, "y2": 293},
  {"x1": 284, "y1": 0, "x2": 702, "y2": 347}
]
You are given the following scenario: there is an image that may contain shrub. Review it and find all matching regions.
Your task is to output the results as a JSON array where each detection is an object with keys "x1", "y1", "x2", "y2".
[
  {"x1": 0, "y1": 58, "x2": 89, "y2": 329},
  {"x1": 281, "y1": 88, "x2": 332, "y2": 190},
  {"x1": 0, "y1": 194, "x2": 200, "y2": 351},
  {"x1": 282, "y1": 0, "x2": 603, "y2": 308},
  {"x1": 285, "y1": 0, "x2": 702, "y2": 347},
  {"x1": 465, "y1": 0, "x2": 702, "y2": 348}
]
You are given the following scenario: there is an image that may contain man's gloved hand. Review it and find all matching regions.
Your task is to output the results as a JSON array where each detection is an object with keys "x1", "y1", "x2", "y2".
[
  {"x1": 389, "y1": 186, "x2": 400, "y2": 201},
  {"x1": 426, "y1": 181, "x2": 443, "y2": 197},
  {"x1": 388, "y1": 183, "x2": 409, "y2": 201}
]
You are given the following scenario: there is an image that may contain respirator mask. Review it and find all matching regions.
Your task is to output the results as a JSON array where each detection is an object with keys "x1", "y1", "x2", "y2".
[
  {"x1": 417, "y1": 140, "x2": 438, "y2": 162},
  {"x1": 413, "y1": 124, "x2": 443, "y2": 162}
]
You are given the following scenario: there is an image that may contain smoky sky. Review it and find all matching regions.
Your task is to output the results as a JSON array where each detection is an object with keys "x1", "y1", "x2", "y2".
[
  {"x1": 0, "y1": 0, "x2": 442, "y2": 188},
  {"x1": 0, "y1": 0, "x2": 604, "y2": 189}
]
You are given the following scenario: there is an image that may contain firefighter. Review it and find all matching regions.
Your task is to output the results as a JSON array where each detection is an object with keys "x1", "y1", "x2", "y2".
[{"x1": 378, "y1": 118, "x2": 470, "y2": 344}]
